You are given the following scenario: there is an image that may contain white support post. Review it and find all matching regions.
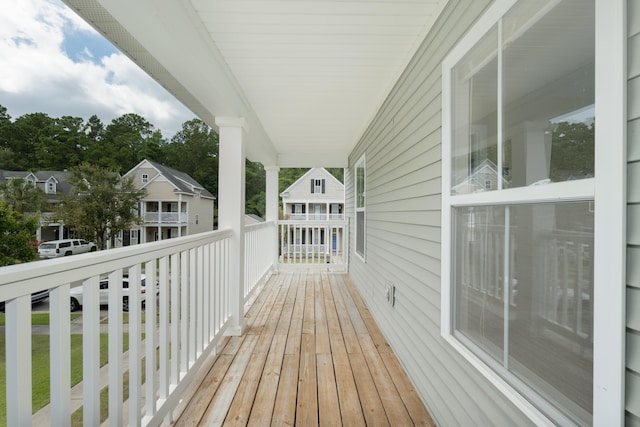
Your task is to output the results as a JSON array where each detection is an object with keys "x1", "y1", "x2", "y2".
[
  {"x1": 217, "y1": 117, "x2": 247, "y2": 336},
  {"x1": 265, "y1": 166, "x2": 280, "y2": 271}
]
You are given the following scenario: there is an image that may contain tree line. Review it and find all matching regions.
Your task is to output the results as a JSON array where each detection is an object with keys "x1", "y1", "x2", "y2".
[
  {"x1": 0, "y1": 105, "x2": 343, "y2": 265},
  {"x1": 0, "y1": 105, "x2": 343, "y2": 217}
]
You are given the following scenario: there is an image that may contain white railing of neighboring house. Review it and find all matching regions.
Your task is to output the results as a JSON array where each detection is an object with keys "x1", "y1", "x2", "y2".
[
  {"x1": 143, "y1": 212, "x2": 188, "y2": 223},
  {"x1": 278, "y1": 220, "x2": 348, "y2": 270},
  {"x1": 288, "y1": 213, "x2": 344, "y2": 221},
  {"x1": 0, "y1": 227, "x2": 275, "y2": 426},
  {"x1": 244, "y1": 221, "x2": 276, "y2": 302}
]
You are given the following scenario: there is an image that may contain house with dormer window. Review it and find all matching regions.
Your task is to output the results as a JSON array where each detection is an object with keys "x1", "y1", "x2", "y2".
[
  {"x1": 280, "y1": 168, "x2": 344, "y2": 221},
  {"x1": 120, "y1": 159, "x2": 215, "y2": 246},
  {"x1": 0, "y1": 169, "x2": 74, "y2": 241}
]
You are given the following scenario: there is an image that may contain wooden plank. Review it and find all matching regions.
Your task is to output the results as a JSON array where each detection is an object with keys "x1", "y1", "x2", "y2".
[
  {"x1": 335, "y1": 275, "x2": 368, "y2": 335},
  {"x1": 285, "y1": 272, "x2": 307, "y2": 355},
  {"x1": 173, "y1": 354, "x2": 235, "y2": 427},
  {"x1": 198, "y1": 334, "x2": 259, "y2": 425},
  {"x1": 314, "y1": 273, "x2": 331, "y2": 354},
  {"x1": 253, "y1": 281, "x2": 291, "y2": 355},
  {"x1": 247, "y1": 334, "x2": 288, "y2": 425},
  {"x1": 302, "y1": 274, "x2": 316, "y2": 335},
  {"x1": 358, "y1": 334, "x2": 414, "y2": 425},
  {"x1": 329, "y1": 333, "x2": 366, "y2": 426},
  {"x1": 275, "y1": 273, "x2": 298, "y2": 336},
  {"x1": 317, "y1": 353, "x2": 342, "y2": 426},
  {"x1": 297, "y1": 333, "x2": 318, "y2": 426},
  {"x1": 223, "y1": 351, "x2": 268, "y2": 426},
  {"x1": 272, "y1": 353, "x2": 300, "y2": 426},
  {"x1": 348, "y1": 351, "x2": 391, "y2": 427},
  {"x1": 380, "y1": 350, "x2": 436, "y2": 427},
  {"x1": 246, "y1": 273, "x2": 283, "y2": 335},
  {"x1": 329, "y1": 275, "x2": 361, "y2": 354},
  {"x1": 322, "y1": 273, "x2": 342, "y2": 336}
]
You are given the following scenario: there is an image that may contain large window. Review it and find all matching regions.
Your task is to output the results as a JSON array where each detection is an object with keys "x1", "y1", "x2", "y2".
[
  {"x1": 355, "y1": 155, "x2": 366, "y2": 259},
  {"x1": 442, "y1": 0, "x2": 604, "y2": 424}
]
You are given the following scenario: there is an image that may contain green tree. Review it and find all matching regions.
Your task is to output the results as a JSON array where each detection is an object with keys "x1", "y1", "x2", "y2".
[
  {"x1": 0, "y1": 178, "x2": 48, "y2": 214},
  {"x1": 549, "y1": 121, "x2": 595, "y2": 181},
  {"x1": 0, "y1": 201, "x2": 39, "y2": 266},
  {"x1": 164, "y1": 119, "x2": 218, "y2": 195},
  {"x1": 53, "y1": 163, "x2": 146, "y2": 249},
  {"x1": 246, "y1": 160, "x2": 265, "y2": 217},
  {"x1": 35, "y1": 115, "x2": 89, "y2": 169},
  {"x1": 2, "y1": 112, "x2": 54, "y2": 170},
  {"x1": 88, "y1": 113, "x2": 163, "y2": 172}
]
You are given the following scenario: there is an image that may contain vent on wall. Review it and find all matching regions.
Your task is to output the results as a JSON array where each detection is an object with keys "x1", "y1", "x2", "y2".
[{"x1": 385, "y1": 282, "x2": 396, "y2": 307}]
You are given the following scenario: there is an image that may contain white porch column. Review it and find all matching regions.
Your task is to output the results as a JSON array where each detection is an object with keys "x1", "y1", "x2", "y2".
[
  {"x1": 265, "y1": 166, "x2": 280, "y2": 270},
  {"x1": 216, "y1": 117, "x2": 247, "y2": 336}
]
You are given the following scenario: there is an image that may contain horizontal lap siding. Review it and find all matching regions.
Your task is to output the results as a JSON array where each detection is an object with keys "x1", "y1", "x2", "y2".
[
  {"x1": 628, "y1": 1, "x2": 640, "y2": 424},
  {"x1": 346, "y1": 0, "x2": 533, "y2": 425}
]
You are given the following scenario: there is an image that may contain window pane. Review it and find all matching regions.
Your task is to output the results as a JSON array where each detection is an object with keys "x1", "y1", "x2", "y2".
[
  {"x1": 508, "y1": 202, "x2": 593, "y2": 423},
  {"x1": 451, "y1": 26, "x2": 499, "y2": 194},
  {"x1": 502, "y1": 0, "x2": 595, "y2": 187},
  {"x1": 453, "y1": 206, "x2": 506, "y2": 363},
  {"x1": 453, "y1": 201, "x2": 594, "y2": 424},
  {"x1": 356, "y1": 211, "x2": 365, "y2": 257},
  {"x1": 356, "y1": 164, "x2": 365, "y2": 208}
]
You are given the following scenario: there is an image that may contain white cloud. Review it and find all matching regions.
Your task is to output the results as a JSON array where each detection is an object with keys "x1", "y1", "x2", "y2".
[{"x1": 0, "y1": 0, "x2": 194, "y2": 138}]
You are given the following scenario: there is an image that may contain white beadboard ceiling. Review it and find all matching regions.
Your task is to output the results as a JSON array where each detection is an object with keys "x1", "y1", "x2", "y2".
[{"x1": 64, "y1": 0, "x2": 449, "y2": 167}]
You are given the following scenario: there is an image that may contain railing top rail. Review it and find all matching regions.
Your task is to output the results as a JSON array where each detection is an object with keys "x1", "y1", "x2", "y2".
[
  {"x1": 0, "y1": 228, "x2": 233, "y2": 300},
  {"x1": 279, "y1": 220, "x2": 347, "y2": 227},
  {"x1": 244, "y1": 220, "x2": 276, "y2": 231}
]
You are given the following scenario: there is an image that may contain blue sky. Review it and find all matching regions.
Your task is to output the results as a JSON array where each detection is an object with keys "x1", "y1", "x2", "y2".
[{"x1": 0, "y1": 0, "x2": 195, "y2": 138}]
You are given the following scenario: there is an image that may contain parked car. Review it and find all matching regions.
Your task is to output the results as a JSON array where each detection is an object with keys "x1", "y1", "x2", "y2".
[
  {"x1": 0, "y1": 289, "x2": 49, "y2": 312},
  {"x1": 69, "y1": 274, "x2": 158, "y2": 312},
  {"x1": 38, "y1": 239, "x2": 97, "y2": 258}
]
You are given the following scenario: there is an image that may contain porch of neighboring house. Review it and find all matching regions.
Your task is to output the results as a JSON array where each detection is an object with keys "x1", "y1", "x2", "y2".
[{"x1": 171, "y1": 271, "x2": 433, "y2": 426}]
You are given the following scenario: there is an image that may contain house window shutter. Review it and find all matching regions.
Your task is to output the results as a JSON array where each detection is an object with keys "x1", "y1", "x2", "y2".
[
  {"x1": 322, "y1": 179, "x2": 325, "y2": 194},
  {"x1": 310, "y1": 179, "x2": 314, "y2": 194}
]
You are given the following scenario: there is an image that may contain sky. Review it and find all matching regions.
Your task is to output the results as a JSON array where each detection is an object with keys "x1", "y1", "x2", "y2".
[{"x1": 0, "y1": 0, "x2": 195, "y2": 139}]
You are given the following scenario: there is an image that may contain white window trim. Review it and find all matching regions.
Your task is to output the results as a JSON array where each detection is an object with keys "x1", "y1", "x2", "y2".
[
  {"x1": 440, "y1": 0, "x2": 626, "y2": 425},
  {"x1": 355, "y1": 154, "x2": 366, "y2": 261}
]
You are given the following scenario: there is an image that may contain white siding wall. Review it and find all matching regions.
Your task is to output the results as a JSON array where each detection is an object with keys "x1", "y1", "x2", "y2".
[
  {"x1": 627, "y1": 1, "x2": 640, "y2": 425},
  {"x1": 345, "y1": 1, "x2": 534, "y2": 425}
]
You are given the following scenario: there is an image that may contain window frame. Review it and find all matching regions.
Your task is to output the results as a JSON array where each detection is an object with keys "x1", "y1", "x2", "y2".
[
  {"x1": 440, "y1": 0, "x2": 625, "y2": 425},
  {"x1": 355, "y1": 154, "x2": 366, "y2": 260}
]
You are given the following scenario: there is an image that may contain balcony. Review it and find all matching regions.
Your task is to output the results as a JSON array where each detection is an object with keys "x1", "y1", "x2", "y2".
[
  {"x1": 0, "y1": 219, "x2": 432, "y2": 425},
  {"x1": 288, "y1": 213, "x2": 345, "y2": 221},
  {"x1": 143, "y1": 212, "x2": 188, "y2": 224}
]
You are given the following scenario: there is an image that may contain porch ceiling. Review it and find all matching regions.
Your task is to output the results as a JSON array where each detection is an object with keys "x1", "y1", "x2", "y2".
[{"x1": 63, "y1": 0, "x2": 449, "y2": 167}]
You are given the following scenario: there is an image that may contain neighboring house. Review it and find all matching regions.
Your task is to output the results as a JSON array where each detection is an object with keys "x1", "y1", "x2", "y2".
[
  {"x1": 120, "y1": 159, "x2": 215, "y2": 246},
  {"x1": 279, "y1": 168, "x2": 345, "y2": 259},
  {"x1": 451, "y1": 159, "x2": 509, "y2": 194},
  {"x1": 280, "y1": 168, "x2": 344, "y2": 220},
  {"x1": 0, "y1": 169, "x2": 73, "y2": 241}
]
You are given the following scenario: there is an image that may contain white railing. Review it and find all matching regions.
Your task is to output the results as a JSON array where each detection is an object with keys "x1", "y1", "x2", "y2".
[
  {"x1": 244, "y1": 221, "x2": 276, "y2": 303},
  {"x1": 278, "y1": 220, "x2": 348, "y2": 270},
  {"x1": 288, "y1": 213, "x2": 344, "y2": 221},
  {"x1": 143, "y1": 212, "x2": 188, "y2": 223},
  {"x1": 0, "y1": 229, "x2": 236, "y2": 426}
]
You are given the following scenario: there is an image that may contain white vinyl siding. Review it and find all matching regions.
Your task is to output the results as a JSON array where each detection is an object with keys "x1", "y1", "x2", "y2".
[
  {"x1": 347, "y1": 0, "x2": 534, "y2": 425},
  {"x1": 627, "y1": 0, "x2": 640, "y2": 423}
]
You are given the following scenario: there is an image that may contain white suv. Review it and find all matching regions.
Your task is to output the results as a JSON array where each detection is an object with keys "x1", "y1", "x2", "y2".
[
  {"x1": 69, "y1": 275, "x2": 158, "y2": 312},
  {"x1": 38, "y1": 239, "x2": 97, "y2": 258}
]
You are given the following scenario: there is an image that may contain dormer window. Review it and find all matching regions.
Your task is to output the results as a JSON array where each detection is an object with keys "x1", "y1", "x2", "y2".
[
  {"x1": 45, "y1": 179, "x2": 56, "y2": 194},
  {"x1": 310, "y1": 179, "x2": 325, "y2": 194},
  {"x1": 142, "y1": 174, "x2": 148, "y2": 183}
]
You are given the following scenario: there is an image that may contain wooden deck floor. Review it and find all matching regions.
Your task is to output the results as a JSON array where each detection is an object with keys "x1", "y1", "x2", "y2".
[{"x1": 171, "y1": 271, "x2": 435, "y2": 426}]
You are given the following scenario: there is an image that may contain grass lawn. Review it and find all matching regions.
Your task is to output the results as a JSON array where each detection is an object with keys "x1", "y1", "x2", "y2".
[
  {"x1": 0, "y1": 313, "x2": 82, "y2": 326},
  {"x1": 0, "y1": 327, "x2": 129, "y2": 426}
]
